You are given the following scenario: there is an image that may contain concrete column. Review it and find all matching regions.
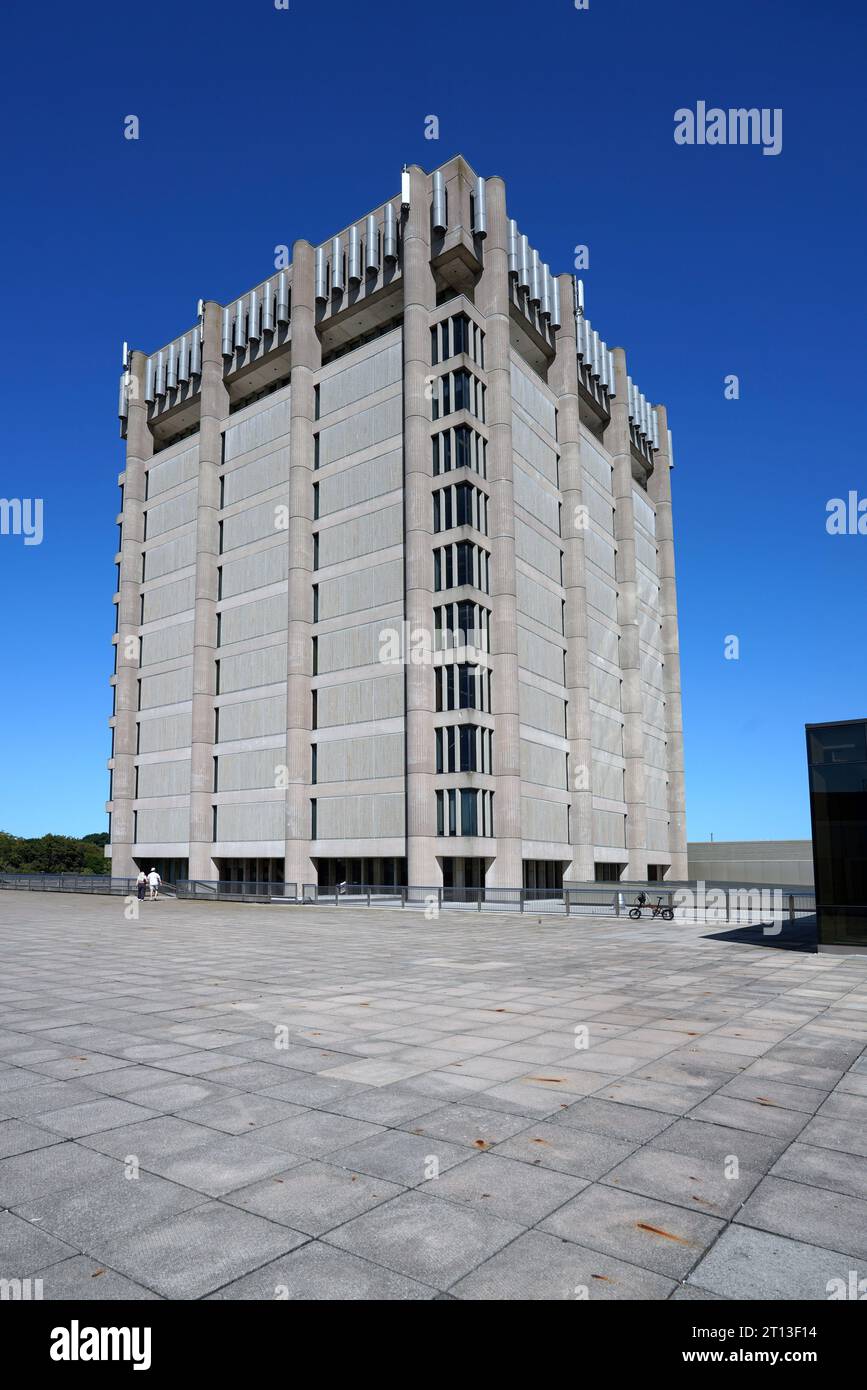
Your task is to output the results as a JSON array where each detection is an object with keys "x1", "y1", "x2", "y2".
[
  {"x1": 111, "y1": 350, "x2": 151, "y2": 880},
  {"x1": 474, "y1": 177, "x2": 522, "y2": 888},
  {"x1": 402, "y1": 165, "x2": 440, "y2": 887},
  {"x1": 550, "y1": 282, "x2": 594, "y2": 882},
  {"x1": 649, "y1": 406, "x2": 687, "y2": 878},
  {"x1": 284, "y1": 242, "x2": 320, "y2": 891},
  {"x1": 188, "y1": 302, "x2": 227, "y2": 880},
  {"x1": 610, "y1": 348, "x2": 647, "y2": 880}
]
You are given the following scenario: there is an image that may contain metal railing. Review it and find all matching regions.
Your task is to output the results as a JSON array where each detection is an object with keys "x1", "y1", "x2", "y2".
[
  {"x1": 0, "y1": 872, "x2": 821, "y2": 926},
  {"x1": 0, "y1": 873, "x2": 149, "y2": 896},
  {"x1": 174, "y1": 879, "x2": 298, "y2": 903}
]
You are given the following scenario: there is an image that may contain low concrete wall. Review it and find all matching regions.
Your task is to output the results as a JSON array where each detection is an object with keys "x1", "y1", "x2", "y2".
[{"x1": 687, "y1": 839, "x2": 814, "y2": 888}]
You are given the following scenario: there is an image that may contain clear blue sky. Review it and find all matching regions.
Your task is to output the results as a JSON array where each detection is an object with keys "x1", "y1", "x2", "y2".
[{"x1": 0, "y1": 0, "x2": 864, "y2": 842}]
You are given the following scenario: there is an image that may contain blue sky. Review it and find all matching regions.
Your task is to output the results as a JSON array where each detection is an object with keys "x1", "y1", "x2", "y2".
[{"x1": 0, "y1": 0, "x2": 863, "y2": 841}]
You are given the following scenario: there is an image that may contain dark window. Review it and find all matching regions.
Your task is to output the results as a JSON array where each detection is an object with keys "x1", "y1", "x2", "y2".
[
  {"x1": 455, "y1": 425, "x2": 470, "y2": 471},
  {"x1": 595, "y1": 862, "x2": 624, "y2": 882},
  {"x1": 311, "y1": 799, "x2": 317, "y2": 838},
  {"x1": 454, "y1": 369, "x2": 471, "y2": 413},
  {"x1": 808, "y1": 723, "x2": 867, "y2": 764},
  {"x1": 460, "y1": 724, "x2": 476, "y2": 771},
  {"x1": 458, "y1": 664, "x2": 475, "y2": 709},
  {"x1": 461, "y1": 789, "x2": 477, "y2": 837}
]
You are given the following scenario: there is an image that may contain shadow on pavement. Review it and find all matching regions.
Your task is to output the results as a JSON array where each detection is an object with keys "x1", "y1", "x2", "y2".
[{"x1": 702, "y1": 915, "x2": 818, "y2": 953}]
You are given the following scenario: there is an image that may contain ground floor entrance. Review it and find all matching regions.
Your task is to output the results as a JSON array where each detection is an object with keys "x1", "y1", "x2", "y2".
[
  {"x1": 314, "y1": 858, "x2": 407, "y2": 890},
  {"x1": 440, "y1": 856, "x2": 492, "y2": 901},
  {"x1": 133, "y1": 857, "x2": 188, "y2": 886},
  {"x1": 213, "y1": 858, "x2": 284, "y2": 891},
  {"x1": 522, "y1": 860, "x2": 565, "y2": 893}
]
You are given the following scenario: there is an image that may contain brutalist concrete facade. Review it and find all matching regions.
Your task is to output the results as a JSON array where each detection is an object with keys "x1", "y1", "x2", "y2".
[{"x1": 108, "y1": 156, "x2": 687, "y2": 891}]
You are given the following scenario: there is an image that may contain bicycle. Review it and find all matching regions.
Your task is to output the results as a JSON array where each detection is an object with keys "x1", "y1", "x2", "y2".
[{"x1": 628, "y1": 893, "x2": 674, "y2": 921}]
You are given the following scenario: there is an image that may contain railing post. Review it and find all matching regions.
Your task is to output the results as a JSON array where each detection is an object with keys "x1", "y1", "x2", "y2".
[
  {"x1": 724, "y1": 888, "x2": 730, "y2": 924},
  {"x1": 437, "y1": 888, "x2": 442, "y2": 913},
  {"x1": 519, "y1": 888, "x2": 524, "y2": 914},
  {"x1": 788, "y1": 894, "x2": 795, "y2": 923},
  {"x1": 478, "y1": 890, "x2": 482, "y2": 912},
  {"x1": 367, "y1": 889, "x2": 371, "y2": 907},
  {"x1": 401, "y1": 887, "x2": 406, "y2": 908},
  {"x1": 565, "y1": 889, "x2": 570, "y2": 917},
  {"x1": 614, "y1": 891, "x2": 620, "y2": 917}
]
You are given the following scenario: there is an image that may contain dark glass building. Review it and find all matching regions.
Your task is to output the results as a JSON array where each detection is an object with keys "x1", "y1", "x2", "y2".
[{"x1": 806, "y1": 720, "x2": 867, "y2": 951}]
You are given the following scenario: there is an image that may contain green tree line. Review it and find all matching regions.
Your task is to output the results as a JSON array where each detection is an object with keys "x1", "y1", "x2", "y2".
[{"x1": 0, "y1": 831, "x2": 110, "y2": 875}]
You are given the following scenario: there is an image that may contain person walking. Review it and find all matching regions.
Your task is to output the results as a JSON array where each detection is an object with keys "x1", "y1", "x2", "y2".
[
  {"x1": 136, "y1": 870, "x2": 147, "y2": 902},
  {"x1": 147, "y1": 867, "x2": 161, "y2": 901}
]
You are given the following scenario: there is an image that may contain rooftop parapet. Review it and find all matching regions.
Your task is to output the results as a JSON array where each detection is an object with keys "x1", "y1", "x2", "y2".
[{"x1": 118, "y1": 157, "x2": 669, "y2": 467}]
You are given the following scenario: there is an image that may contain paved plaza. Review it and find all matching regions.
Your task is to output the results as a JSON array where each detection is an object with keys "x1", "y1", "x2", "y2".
[{"x1": 1, "y1": 892, "x2": 866, "y2": 1300}]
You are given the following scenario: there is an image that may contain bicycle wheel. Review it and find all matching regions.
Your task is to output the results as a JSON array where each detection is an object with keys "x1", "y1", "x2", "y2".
[
  {"x1": 662, "y1": 908, "x2": 674, "y2": 921},
  {"x1": 628, "y1": 908, "x2": 641, "y2": 920}
]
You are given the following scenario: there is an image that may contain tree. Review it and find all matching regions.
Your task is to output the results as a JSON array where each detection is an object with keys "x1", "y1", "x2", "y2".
[{"x1": 0, "y1": 831, "x2": 111, "y2": 875}]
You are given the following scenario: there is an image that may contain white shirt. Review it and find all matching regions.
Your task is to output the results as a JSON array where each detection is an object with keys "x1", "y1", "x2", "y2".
[{"x1": 147, "y1": 872, "x2": 161, "y2": 887}]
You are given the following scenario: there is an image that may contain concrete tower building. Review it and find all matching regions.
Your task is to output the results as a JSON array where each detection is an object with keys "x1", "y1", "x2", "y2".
[{"x1": 108, "y1": 157, "x2": 687, "y2": 894}]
